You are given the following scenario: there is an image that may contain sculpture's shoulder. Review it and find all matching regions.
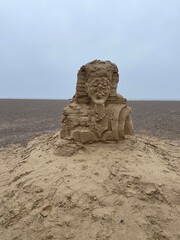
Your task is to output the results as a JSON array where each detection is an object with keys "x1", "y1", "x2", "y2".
[{"x1": 63, "y1": 101, "x2": 87, "y2": 113}]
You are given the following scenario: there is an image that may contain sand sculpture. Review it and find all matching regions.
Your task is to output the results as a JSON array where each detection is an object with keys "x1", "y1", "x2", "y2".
[{"x1": 61, "y1": 60, "x2": 133, "y2": 143}]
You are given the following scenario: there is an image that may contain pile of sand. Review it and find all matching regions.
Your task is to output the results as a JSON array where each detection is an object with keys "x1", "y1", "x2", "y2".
[{"x1": 0, "y1": 132, "x2": 180, "y2": 240}]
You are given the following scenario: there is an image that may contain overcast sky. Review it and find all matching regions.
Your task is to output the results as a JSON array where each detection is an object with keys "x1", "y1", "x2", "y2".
[{"x1": 0, "y1": 0, "x2": 179, "y2": 99}]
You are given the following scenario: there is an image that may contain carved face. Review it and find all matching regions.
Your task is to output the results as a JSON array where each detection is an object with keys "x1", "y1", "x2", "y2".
[{"x1": 85, "y1": 77, "x2": 111, "y2": 104}]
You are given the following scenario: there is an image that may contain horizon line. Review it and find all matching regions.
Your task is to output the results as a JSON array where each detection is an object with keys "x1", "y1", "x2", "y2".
[{"x1": 0, "y1": 98, "x2": 180, "y2": 101}]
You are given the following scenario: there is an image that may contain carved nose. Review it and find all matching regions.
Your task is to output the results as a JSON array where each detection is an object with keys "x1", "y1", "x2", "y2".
[{"x1": 97, "y1": 84, "x2": 104, "y2": 91}]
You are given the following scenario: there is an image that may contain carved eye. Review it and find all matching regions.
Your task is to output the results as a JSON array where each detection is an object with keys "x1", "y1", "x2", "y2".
[{"x1": 92, "y1": 83, "x2": 98, "y2": 88}]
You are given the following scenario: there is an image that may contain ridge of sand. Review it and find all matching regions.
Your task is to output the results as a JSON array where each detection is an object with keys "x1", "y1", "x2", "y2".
[{"x1": 0, "y1": 132, "x2": 180, "y2": 240}]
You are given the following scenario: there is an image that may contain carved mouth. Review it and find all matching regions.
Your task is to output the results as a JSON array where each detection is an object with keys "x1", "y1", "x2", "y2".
[{"x1": 95, "y1": 92, "x2": 105, "y2": 99}]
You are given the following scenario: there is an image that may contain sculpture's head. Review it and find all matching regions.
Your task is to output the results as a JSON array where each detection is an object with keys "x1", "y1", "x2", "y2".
[
  {"x1": 85, "y1": 77, "x2": 111, "y2": 104},
  {"x1": 74, "y1": 60, "x2": 126, "y2": 105}
]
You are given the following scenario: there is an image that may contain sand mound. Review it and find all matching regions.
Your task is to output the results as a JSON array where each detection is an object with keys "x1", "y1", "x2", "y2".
[{"x1": 0, "y1": 132, "x2": 180, "y2": 240}]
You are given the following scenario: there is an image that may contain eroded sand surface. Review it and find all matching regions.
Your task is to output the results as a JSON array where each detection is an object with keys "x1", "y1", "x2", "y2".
[{"x1": 0, "y1": 132, "x2": 180, "y2": 240}]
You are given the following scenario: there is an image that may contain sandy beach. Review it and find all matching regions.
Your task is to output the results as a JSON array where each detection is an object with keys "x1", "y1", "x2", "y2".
[
  {"x1": 0, "y1": 100, "x2": 180, "y2": 239},
  {"x1": 0, "y1": 100, "x2": 179, "y2": 147}
]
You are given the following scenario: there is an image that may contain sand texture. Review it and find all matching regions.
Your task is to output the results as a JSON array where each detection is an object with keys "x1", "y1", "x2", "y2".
[{"x1": 0, "y1": 132, "x2": 180, "y2": 240}]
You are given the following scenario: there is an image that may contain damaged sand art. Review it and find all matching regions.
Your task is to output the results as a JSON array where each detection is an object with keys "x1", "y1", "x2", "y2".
[
  {"x1": 61, "y1": 60, "x2": 133, "y2": 143},
  {"x1": 0, "y1": 61, "x2": 180, "y2": 240}
]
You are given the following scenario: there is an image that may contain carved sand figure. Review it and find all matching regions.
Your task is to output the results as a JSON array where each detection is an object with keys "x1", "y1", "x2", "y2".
[{"x1": 61, "y1": 60, "x2": 133, "y2": 143}]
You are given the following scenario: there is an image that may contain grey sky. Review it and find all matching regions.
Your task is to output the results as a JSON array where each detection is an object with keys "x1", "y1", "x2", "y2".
[{"x1": 0, "y1": 0, "x2": 179, "y2": 99}]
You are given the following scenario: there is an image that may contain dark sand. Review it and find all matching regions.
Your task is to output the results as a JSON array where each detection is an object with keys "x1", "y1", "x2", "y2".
[{"x1": 0, "y1": 99, "x2": 179, "y2": 146}]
